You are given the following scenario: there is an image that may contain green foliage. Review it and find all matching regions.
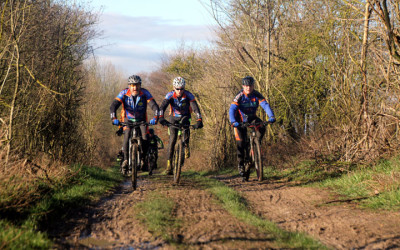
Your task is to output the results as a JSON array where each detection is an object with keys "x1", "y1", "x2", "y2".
[
  {"x1": 163, "y1": 51, "x2": 203, "y2": 82},
  {"x1": 271, "y1": 18, "x2": 332, "y2": 137},
  {"x1": 0, "y1": 220, "x2": 52, "y2": 250}
]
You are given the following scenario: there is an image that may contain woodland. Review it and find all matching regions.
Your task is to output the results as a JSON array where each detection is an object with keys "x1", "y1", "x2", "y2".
[{"x1": 1, "y1": 0, "x2": 400, "y2": 213}]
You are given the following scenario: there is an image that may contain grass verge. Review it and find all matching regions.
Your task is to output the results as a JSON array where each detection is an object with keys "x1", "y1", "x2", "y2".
[
  {"x1": 185, "y1": 171, "x2": 327, "y2": 249},
  {"x1": 134, "y1": 192, "x2": 181, "y2": 243},
  {"x1": 262, "y1": 156, "x2": 400, "y2": 210},
  {"x1": 0, "y1": 165, "x2": 123, "y2": 249},
  {"x1": 319, "y1": 157, "x2": 400, "y2": 210},
  {"x1": 263, "y1": 160, "x2": 355, "y2": 184}
]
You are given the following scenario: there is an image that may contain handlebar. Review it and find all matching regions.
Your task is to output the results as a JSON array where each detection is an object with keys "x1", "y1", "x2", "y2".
[
  {"x1": 119, "y1": 120, "x2": 148, "y2": 128},
  {"x1": 163, "y1": 121, "x2": 196, "y2": 130},
  {"x1": 238, "y1": 121, "x2": 272, "y2": 128}
]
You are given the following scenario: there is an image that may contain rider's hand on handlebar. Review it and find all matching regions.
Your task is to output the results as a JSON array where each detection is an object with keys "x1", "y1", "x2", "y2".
[
  {"x1": 159, "y1": 117, "x2": 168, "y2": 126},
  {"x1": 268, "y1": 116, "x2": 276, "y2": 123},
  {"x1": 112, "y1": 119, "x2": 120, "y2": 126},
  {"x1": 193, "y1": 119, "x2": 203, "y2": 129},
  {"x1": 116, "y1": 127, "x2": 123, "y2": 136},
  {"x1": 232, "y1": 122, "x2": 240, "y2": 127},
  {"x1": 149, "y1": 118, "x2": 157, "y2": 125}
]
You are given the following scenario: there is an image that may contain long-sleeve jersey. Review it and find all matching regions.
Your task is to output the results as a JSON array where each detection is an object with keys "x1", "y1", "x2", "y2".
[
  {"x1": 229, "y1": 89, "x2": 274, "y2": 123},
  {"x1": 110, "y1": 88, "x2": 159, "y2": 122},
  {"x1": 159, "y1": 90, "x2": 202, "y2": 121}
]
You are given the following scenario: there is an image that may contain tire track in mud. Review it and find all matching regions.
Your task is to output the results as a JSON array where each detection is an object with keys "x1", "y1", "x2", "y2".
[
  {"x1": 218, "y1": 175, "x2": 400, "y2": 249},
  {"x1": 165, "y1": 179, "x2": 275, "y2": 249},
  {"x1": 56, "y1": 173, "x2": 277, "y2": 249},
  {"x1": 58, "y1": 178, "x2": 166, "y2": 249}
]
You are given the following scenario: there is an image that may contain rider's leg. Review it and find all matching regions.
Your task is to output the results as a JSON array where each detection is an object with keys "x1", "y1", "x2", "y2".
[
  {"x1": 165, "y1": 123, "x2": 178, "y2": 174},
  {"x1": 121, "y1": 127, "x2": 131, "y2": 172},
  {"x1": 140, "y1": 125, "x2": 149, "y2": 171},
  {"x1": 253, "y1": 117, "x2": 266, "y2": 143},
  {"x1": 235, "y1": 127, "x2": 247, "y2": 176},
  {"x1": 182, "y1": 116, "x2": 191, "y2": 158}
]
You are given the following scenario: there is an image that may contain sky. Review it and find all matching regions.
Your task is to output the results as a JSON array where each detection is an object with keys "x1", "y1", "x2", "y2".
[{"x1": 89, "y1": 0, "x2": 216, "y2": 76}]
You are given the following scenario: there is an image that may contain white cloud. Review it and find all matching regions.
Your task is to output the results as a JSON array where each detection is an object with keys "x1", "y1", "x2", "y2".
[
  {"x1": 92, "y1": 11, "x2": 216, "y2": 73},
  {"x1": 94, "y1": 44, "x2": 163, "y2": 74},
  {"x1": 99, "y1": 13, "x2": 214, "y2": 42}
]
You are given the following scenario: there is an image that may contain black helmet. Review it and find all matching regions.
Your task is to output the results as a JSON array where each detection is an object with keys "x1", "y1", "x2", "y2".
[
  {"x1": 128, "y1": 75, "x2": 141, "y2": 85},
  {"x1": 149, "y1": 128, "x2": 154, "y2": 134},
  {"x1": 242, "y1": 76, "x2": 255, "y2": 86}
]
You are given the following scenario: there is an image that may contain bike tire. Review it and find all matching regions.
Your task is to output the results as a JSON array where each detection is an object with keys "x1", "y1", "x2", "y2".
[
  {"x1": 131, "y1": 142, "x2": 139, "y2": 190},
  {"x1": 253, "y1": 139, "x2": 263, "y2": 181},
  {"x1": 137, "y1": 146, "x2": 141, "y2": 171},
  {"x1": 173, "y1": 141, "x2": 184, "y2": 184}
]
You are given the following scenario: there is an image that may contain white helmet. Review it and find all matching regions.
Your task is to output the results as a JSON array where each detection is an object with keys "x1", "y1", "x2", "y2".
[{"x1": 173, "y1": 77, "x2": 186, "y2": 89}]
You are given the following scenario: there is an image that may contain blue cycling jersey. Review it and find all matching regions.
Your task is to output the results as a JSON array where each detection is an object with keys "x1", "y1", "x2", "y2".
[
  {"x1": 162, "y1": 90, "x2": 196, "y2": 118},
  {"x1": 229, "y1": 89, "x2": 274, "y2": 123},
  {"x1": 114, "y1": 88, "x2": 155, "y2": 121}
]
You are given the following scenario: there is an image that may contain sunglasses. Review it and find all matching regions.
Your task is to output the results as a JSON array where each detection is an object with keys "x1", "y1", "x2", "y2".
[{"x1": 175, "y1": 88, "x2": 184, "y2": 91}]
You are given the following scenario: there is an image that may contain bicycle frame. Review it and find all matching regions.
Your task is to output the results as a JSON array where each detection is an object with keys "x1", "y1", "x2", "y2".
[
  {"x1": 167, "y1": 122, "x2": 194, "y2": 184},
  {"x1": 240, "y1": 121, "x2": 270, "y2": 181},
  {"x1": 120, "y1": 120, "x2": 147, "y2": 190}
]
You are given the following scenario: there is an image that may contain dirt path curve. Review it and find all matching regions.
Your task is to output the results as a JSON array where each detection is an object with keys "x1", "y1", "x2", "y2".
[
  {"x1": 55, "y1": 174, "x2": 277, "y2": 249},
  {"x1": 218, "y1": 175, "x2": 400, "y2": 249}
]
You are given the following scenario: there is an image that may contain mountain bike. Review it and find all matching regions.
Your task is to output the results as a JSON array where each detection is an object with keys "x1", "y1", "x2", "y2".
[
  {"x1": 119, "y1": 120, "x2": 147, "y2": 190},
  {"x1": 240, "y1": 121, "x2": 271, "y2": 182},
  {"x1": 166, "y1": 122, "x2": 195, "y2": 184}
]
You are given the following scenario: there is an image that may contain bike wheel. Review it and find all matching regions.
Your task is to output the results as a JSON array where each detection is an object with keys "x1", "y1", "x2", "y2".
[
  {"x1": 137, "y1": 147, "x2": 141, "y2": 171},
  {"x1": 131, "y1": 142, "x2": 139, "y2": 190},
  {"x1": 253, "y1": 139, "x2": 263, "y2": 181},
  {"x1": 173, "y1": 141, "x2": 184, "y2": 184}
]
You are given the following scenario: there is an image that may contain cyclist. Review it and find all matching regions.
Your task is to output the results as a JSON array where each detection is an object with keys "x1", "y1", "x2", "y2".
[
  {"x1": 110, "y1": 75, "x2": 159, "y2": 175},
  {"x1": 147, "y1": 128, "x2": 164, "y2": 170},
  {"x1": 229, "y1": 76, "x2": 276, "y2": 177},
  {"x1": 158, "y1": 77, "x2": 203, "y2": 175}
]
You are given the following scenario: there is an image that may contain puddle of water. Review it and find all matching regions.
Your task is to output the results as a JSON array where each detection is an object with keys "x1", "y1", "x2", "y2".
[
  {"x1": 78, "y1": 237, "x2": 119, "y2": 248},
  {"x1": 78, "y1": 237, "x2": 162, "y2": 249}
]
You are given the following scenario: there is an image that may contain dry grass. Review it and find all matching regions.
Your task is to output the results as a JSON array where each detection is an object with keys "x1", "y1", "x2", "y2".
[
  {"x1": 185, "y1": 149, "x2": 212, "y2": 172},
  {"x1": 368, "y1": 171, "x2": 400, "y2": 195},
  {"x1": 0, "y1": 150, "x2": 77, "y2": 212}
]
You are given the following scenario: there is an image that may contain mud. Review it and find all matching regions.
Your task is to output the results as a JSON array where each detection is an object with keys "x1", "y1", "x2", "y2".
[
  {"x1": 220, "y1": 175, "x2": 400, "y2": 249},
  {"x1": 54, "y1": 170, "x2": 400, "y2": 249}
]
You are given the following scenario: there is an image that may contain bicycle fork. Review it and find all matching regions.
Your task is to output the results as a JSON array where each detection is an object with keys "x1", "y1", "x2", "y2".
[{"x1": 243, "y1": 132, "x2": 257, "y2": 181}]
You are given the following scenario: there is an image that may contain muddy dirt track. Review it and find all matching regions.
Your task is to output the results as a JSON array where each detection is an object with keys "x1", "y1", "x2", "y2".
[{"x1": 53, "y1": 170, "x2": 400, "y2": 249}]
